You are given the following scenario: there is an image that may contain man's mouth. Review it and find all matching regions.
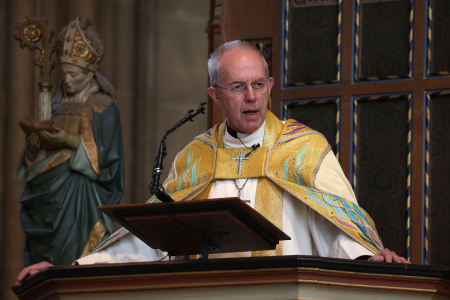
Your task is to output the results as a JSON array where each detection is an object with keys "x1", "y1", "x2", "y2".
[{"x1": 244, "y1": 110, "x2": 258, "y2": 116}]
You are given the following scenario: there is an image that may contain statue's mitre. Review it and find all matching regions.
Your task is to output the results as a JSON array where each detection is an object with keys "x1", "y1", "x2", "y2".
[{"x1": 56, "y1": 17, "x2": 103, "y2": 72}]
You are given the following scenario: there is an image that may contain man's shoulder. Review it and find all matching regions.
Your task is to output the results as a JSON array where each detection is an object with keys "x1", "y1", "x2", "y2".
[
  {"x1": 275, "y1": 119, "x2": 328, "y2": 145},
  {"x1": 194, "y1": 122, "x2": 223, "y2": 147},
  {"x1": 171, "y1": 124, "x2": 221, "y2": 159}
]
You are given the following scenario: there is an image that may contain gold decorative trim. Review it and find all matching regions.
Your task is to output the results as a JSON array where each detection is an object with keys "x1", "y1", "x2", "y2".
[
  {"x1": 80, "y1": 219, "x2": 108, "y2": 258},
  {"x1": 80, "y1": 93, "x2": 114, "y2": 176},
  {"x1": 35, "y1": 148, "x2": 71, "y2": 177},
  {"x1": 253, "y1": 178, "x2": 284, "y2": 257},
  {"x1": 262, "y1": 110, "x2": 283, "y2": 148},
  {"x1": 193, "y1": 184, "x2": 213, "y2": 200},
  {"x1": 31, "y1": 94, "x2": 113, "y2": 179},
  {"x1": 56, "y1": 18, "x2": 102, "y2": 72},
  {"x1": 80, "y1": 102, "x2": 100, "y2": 175},
  {"x1": 217, "y1": 121, "x2": 226, "y2": 149},
  {"x1": 312, "y1": 144, "x2": 332, "y2": 188},
  {"x1": 252, "y1": 111, "x2": 285, "y2": 257}
]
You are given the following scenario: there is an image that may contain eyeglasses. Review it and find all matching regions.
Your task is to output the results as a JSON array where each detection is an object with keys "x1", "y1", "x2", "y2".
[{"x1": 212, "y1": 78, "x2": 272, "y2": 96}]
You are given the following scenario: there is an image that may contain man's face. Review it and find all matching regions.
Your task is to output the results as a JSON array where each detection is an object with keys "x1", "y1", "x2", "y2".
[
  {"x1": 60, "y1": 64, "x2": 93, "y2": 96},
  {"x1": 207, "y1": 48, "x2": 274, "y2": 133}
]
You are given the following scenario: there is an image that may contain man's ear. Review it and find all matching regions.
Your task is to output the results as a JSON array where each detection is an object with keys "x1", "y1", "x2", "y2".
[
  {"x1": 267, "y1": 77, "x2": 274, "y2": 94},
  {"x1": 87, "y1": 72, "x2": 94, "y2": 81},
  {"x1": 207, "y1": 87, "x2": 221, "y2": 106}
]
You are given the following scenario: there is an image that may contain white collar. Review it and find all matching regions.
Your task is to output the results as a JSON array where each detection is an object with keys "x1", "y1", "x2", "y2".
[{"x1": 223, "y1": 120, "x2": 266, "y2": 149}]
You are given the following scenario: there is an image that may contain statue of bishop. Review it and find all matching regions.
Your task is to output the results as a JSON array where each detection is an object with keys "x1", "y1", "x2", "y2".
[{"x1": 17, "y1": 17, "x2": 124, "y2": 266}]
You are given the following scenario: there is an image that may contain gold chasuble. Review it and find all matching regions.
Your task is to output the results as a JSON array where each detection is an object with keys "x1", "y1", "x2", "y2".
[{"x1": 93, "y1": 111, "x2": 383, "y2": 255}]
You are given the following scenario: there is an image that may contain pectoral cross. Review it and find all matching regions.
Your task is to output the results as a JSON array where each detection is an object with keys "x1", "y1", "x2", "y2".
[{"x1": 232, "y1": 151, "x2": 249, "y2": 174}]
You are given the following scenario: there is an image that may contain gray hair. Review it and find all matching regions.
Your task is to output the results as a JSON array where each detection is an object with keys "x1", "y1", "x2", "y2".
[{"x1": 208, "y1": 40, "x2": 270, "y2": 87}]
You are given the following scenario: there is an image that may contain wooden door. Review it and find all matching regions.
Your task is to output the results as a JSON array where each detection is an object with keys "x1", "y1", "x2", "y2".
[{"x1": 206, "y1": 0, "x2": 450, "y2": 265}]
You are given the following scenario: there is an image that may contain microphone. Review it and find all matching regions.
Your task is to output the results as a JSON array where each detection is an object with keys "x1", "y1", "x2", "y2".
[
  {"x1": 245, "y1": 143, "x2": 260, "y2": 157},
  {"x1": 149, "y1": 102, "x2": 207, "y2": 202}
]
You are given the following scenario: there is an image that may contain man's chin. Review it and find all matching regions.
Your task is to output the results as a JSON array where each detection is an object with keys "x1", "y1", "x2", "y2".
[{"x1": 240, "y1": 121, "x2": 264, "y2": 133}]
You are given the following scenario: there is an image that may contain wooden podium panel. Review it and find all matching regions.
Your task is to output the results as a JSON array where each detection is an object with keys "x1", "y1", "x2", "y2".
[
  {"x1": 99, "y1": 198, "x2": 290, "y2": 256},
  {"x1": 122, "y1": 210, "x2": 272, "y2": 255},
  {"x1": 12, "y1": 256, "x2": 450, "y2": 300}
]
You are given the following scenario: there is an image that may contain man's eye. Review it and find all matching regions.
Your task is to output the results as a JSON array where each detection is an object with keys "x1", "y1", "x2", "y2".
[
  {"x1": 231, "y1": 85, "x2": 243, "y2": 91},
  {"x1": 253, "y1": 82, "x2": 264, "y2": 88}
]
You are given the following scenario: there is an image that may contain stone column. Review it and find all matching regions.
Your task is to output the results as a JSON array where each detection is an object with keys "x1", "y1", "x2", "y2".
[
  {"x1": 113, "y1": 0, "x2": 136, "y2": 205},
  {"x1": 1, "y1": 1, "x2": 37, "y2": 299}
]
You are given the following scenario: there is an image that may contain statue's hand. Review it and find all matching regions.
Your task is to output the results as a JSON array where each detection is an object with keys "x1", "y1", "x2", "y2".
[
  {"x1": 24, "y1": 133, "x2": 41, "y2": 163},
  {"x1": 40, "y1": 125, "x2": 80, "y2": 150}
]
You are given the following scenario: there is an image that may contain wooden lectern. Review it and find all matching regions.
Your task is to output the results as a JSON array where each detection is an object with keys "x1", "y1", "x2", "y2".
[
  {"x1": 13, "y1": 199, "x2": 450, "y2": 299},
  {"x1": 12, "y1": 256, "x2": 450, "y2": 299},
  {"x1": 99, "y1": 197, "x2": 290, "y2": 258}
]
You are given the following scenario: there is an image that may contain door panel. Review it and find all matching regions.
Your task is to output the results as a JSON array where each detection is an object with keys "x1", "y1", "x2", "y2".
[{"x1": 207, "y1": 0, "x2": 450, "y2": 265}]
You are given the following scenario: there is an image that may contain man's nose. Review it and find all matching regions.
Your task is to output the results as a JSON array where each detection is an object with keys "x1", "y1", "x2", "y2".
[{"x1": 244, "y1": 84, "x2": 257, "y2": 101}]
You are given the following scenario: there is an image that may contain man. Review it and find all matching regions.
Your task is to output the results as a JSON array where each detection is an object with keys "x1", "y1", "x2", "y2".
[
  {"x1": 17, "y1": 17, "x2": 124, "y2": 267},
  {"x1": 15, "y1": 40, "x2": 407, "y2": 287}
]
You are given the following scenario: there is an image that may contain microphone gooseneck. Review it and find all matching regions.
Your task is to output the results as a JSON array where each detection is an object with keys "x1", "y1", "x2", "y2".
[{"x1": 149, "y1": 102, "x2": 206, "y2": 202}]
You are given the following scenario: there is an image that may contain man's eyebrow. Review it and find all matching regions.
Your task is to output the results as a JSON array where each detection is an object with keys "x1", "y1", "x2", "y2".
[
  {"x1": 253, "y1": 78, "x2": 265, "y2": 82},
  {"x1": 229, "y1": 78, "x2": 265, "y2": 85},
  {"x1": 229, "y1": 80, "x2": 246, "y2": 85}
]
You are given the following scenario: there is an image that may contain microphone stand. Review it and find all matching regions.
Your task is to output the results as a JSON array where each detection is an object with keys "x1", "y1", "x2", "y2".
[{"x1": 149, "y1": 102, "x2": 206, "y2": 202}]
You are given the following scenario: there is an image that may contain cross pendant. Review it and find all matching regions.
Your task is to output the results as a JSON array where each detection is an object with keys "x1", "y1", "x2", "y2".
[{"x1": 232, "y1": 151, "x2": 249, "y2": 174}]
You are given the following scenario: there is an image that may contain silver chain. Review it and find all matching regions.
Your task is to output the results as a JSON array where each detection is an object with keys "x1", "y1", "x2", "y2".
[
  {"x1": 234, "y1": 178, "x2": 249, "y2": 199},
  {"x1": 226, "y1": 135, "x2": 258, "y2": 199}
]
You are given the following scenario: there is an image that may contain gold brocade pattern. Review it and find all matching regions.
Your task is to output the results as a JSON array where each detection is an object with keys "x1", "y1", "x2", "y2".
[
  {"x1": 52, "y1": 114, "x2": 81, "y2": 134},
  {"x1": 79, "y1": 219, "x2": 108, "y2": 258},
  {"x1": 80, "y1": 94, "x2": 113, "y2": 176},
  {"x1": 165, "y1": 137, "x2": 215, "y2": 201},
  {"x1": 214, "y1": 147, "x2": 268, "y2": 180},
  {"x1": 35, "y1": 148, "x2": 72, "y2": 177},
  {"x1": 43, "y1": 103, "x2": 82, "y2": 159},
  {"x1": 262, "y1": 111, "x2": 283, "y2": 148},
  {"x1": 52, "y1": 102, "x2": 83, "y2": 135},
  {"x1": 252, "y1": 178, "x2": 284, "y2": 257},
  {"x1": 56, "y1": 18, "x2": 101, "y2": 71},
  {"x1": 35, "y1": 93, "x2": 113, "y2": 177},
  {"x1": 217, "y1": 122, "x2": 226, "y2": 149},
  {"x1": 70, "y1": 28, "x2": 98, "y2": 65},
  {"x1": 80, "y1": 102, "x2": 100, "y2": 175},
  {"x1": 251, "y1": 111, "x2": 285, "y2": 256},
  {"x1": 268, "y1": 132, "x2": 330, "y2": 188},
  {"x1": 193, "y1": 183, "x2": 213, "y2": 200}
]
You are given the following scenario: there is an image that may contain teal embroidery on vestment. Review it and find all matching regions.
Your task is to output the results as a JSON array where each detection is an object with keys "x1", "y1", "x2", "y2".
[
  {"x1": 171, "y1": 148, "x2": 204, "y2": 195},
  {"x1": 279, "y1": 143, "x2": 316, "y2": 186},
  {"x1": 301, "y1": 187, "x2": 383, "y2": 251},
  {"x1": 304, "y1": 188, "x2": 331, "y2": 214}
]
